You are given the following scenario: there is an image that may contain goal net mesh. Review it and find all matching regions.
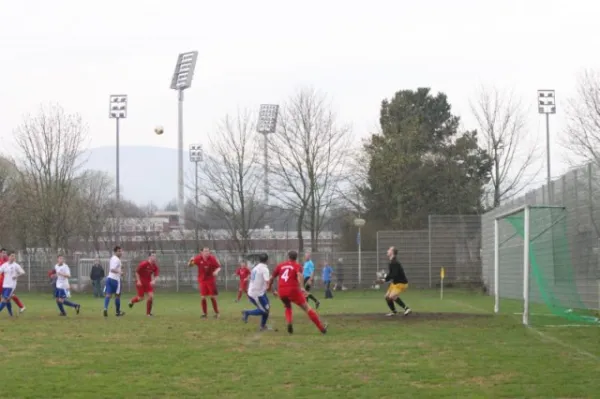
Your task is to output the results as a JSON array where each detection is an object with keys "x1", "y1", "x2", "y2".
[{"x1": 498, "y1": 207, "x2": 599, "y2": 325}]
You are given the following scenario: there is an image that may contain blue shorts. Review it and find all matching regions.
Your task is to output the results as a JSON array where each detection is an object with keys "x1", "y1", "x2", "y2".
[
  {"x1": 1, "y1": 288, "x2": 14, "y2": 300},
  {"x1": 54, "y1": 288, "x2": 67, "y2": 299},
  {"x1": 248, "y1": 293, "x2": 270, "y2": 313},
  {"x1": 104, "y1": 278, "x2": 121, "y2": 295}
]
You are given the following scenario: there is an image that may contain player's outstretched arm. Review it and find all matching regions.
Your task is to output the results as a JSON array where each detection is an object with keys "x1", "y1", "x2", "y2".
[{"x1": 188, "y1": 258, "x2": 195, "y2": 267}]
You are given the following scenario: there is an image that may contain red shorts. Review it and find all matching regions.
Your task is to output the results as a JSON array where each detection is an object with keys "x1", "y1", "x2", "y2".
[
  {"x1": 239, "y1": 280, "x2": 248, "y2": 292},
  {"x1": 199, "y1": 280, "x2": 218, "y2": 296},
  {"x1": 278, "y1": 289, "x2": 307, "y2": 307},
  {"x1": 136, "y1": 282, "x2": 154, "y2": 297}
]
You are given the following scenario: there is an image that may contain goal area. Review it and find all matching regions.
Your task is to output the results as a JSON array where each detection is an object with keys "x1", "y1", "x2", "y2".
[{"x1": 494, "y1": 205, "x2": 599, "y2": 326}]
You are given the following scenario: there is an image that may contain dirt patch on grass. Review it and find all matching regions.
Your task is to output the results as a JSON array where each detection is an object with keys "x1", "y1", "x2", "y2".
[{"x1": 326, "y1": 312, "x2": 492, "y2": 323}]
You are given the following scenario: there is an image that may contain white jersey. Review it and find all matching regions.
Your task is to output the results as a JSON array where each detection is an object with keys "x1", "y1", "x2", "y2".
[
  {"x1": 55, "y1": 264, "x2": 71, "y2": 289},
  {"x1": 108, "y1": 255, "x2": 122, "y2": 280},
  {"x1": 0, "y1": 262, "x2": 25, "y2": 289},
  {"x1": 248, "y1": 263, "x2": 270, "y2": 297}
]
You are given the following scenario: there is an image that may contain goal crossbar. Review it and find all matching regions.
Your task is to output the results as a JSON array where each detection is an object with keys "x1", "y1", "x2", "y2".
[{"x1": 493, "y1": 205, "x2": 565, "y2": 222}]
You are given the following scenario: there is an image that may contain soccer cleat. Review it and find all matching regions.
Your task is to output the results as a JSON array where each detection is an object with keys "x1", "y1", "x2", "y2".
[
  {"x1": 214, "y1": 313, "x2": 220, "y2": 319},
  {"x1": 241, "y1": 311, "x2": 248, "y2": 324},
  {"x1": 385, "y1": 312, "x2": 397, "y2": 317},
  {"x1": 59, "y1": 313, "x2": 67, "y2": 317},
  {"x1": 128, "y1": 302, "x2": 134, "y2": 309},
  {"x1": 147, "y1": 314, "x2": 153, "y2": 317},
  {"x1": 116, "y1": 311, "x2": 125, "y2": 317},
  {"x1": 103, "y1": 309, "x2": 108, "y2": 317},
  {"x1": 316, "y1": 301, "x2": 321, "y2": 310},
  {"x1": 200, "y1": 314, "x2": 207, "y2": 319},
  {"x1": 287, "y1": 324, "x2": 294, "y2": 334},
  {"x1": 321, "y1": 323, "x2": 328, "y2": 334},
  {"x1": 19, "y1": 307, "x2": 26, "y2": 313},
  {"x1": 75, "y1": 305, "x2": 81, "y2": 315},
  {"x1": 404, "y1": 308, "x2": 412, "y2": 316}
]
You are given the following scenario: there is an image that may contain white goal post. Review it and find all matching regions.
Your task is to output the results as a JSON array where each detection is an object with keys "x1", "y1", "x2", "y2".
[{"x1": 493, "y1": 204, "x2": 566, "y2": 326}]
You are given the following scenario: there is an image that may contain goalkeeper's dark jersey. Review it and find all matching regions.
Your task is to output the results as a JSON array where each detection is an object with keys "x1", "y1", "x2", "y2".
[{"x1": 385, "y1": 258, "x2": 408, "y2": 284}]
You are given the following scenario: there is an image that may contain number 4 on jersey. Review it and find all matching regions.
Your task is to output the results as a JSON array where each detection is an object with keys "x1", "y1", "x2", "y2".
[{"x1": 281, "y1": 269, "x2": 290, "y2": 281}]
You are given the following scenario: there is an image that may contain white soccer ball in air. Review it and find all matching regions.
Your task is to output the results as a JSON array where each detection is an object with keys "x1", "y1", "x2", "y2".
[{"x1": 154, "y1": 126, "x2": 164, "y2": 135}]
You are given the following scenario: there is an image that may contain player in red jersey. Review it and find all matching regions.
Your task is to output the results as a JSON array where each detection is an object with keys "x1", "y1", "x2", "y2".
[
  {"x1": 267, "y1": 250, "x2": 327, "y2": 335},
  {"x1": 188, "y1": 247, "x2": 221, "y2": 318},
  {"x1": 0, "y1": 248, "x2": 26, "y2": 313},
  {"x1": 128, "y1": 251, "x2": 160, "y2": 316},
  {"x1": 234, "y1": 261, "x2": 251, "y2": 302}
]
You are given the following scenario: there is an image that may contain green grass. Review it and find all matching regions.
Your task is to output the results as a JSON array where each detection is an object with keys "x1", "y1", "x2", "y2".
[{"x1": 0, "y1": 289, "x2": 598, "y2": 398}]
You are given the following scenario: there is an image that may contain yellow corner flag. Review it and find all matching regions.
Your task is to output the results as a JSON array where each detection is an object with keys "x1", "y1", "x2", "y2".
[{"x1": 440, "y1": 267, "x2": 445, "y2": 279}]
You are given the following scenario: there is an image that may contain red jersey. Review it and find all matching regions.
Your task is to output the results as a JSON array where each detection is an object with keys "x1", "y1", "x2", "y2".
[
  {"x1": 235, "y1": 267, "x2": 250, "y2": 281},
  {"x1": 192, "y1": 254, "x2": 220, "y2": 282},
  {"x1": 0, "y1": 256, "x2": 8, "y2": 284},
  {"x1": 137, "y1": 260, "x2": 159, "y2": 283},
  {"x1": 273, "y1": 260, "x2": 303, "y2": 291}
]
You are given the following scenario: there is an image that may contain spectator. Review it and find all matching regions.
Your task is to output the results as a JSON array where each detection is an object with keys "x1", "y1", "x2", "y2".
[
  {"x1": 322, "y1": 261, "x2": 333, "y2": 299},
  {"x1": 334, "y1": 258, "x2": 346, "y2": 291},
  {"x1": 90, "y1": 258, "x2": 105, "y2": 297}
]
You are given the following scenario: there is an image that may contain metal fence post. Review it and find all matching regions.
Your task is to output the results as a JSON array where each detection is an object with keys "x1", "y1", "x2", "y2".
[
  {"x1": 27, "y1": 254, "x2": 31, "y2": 292},
  {"x1": 175, "y1": 253, "x2": 180, "y2": 293},
  {"x1": 428, "y1": 215, "x2": 432, "y2": 288}
]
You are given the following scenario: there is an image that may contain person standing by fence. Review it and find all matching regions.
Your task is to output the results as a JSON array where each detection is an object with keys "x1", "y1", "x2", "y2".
[
  {"x1": 90, "y1": 258, "x2": 105, "y2": 298},
  {"x1": 322, "y1": 262, "x2": 333, "y2": 299}
]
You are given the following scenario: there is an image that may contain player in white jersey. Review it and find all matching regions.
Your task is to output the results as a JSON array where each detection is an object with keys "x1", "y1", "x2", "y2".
[
  {"x1": 104, "y1": 246, "x2": 125, "y2": 317},
  {"x1": 241, "y1": 253, "x2": 271, "y2": 330},
  {"x1": 54, "y1": 255, "x2": 81, "y2": 316},
  {"x1": 0, "y1": 251, "x2": 25, "y2": 317}
]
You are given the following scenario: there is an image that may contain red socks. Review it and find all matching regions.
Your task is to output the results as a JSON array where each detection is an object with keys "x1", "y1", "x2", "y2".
[
  {"x1": 236, "y1": 290, "x2": 242, "y2": 301},
  {"x1": 211, "y1": 297, "x2": 219, "y2": 314},
  {"x1": 308, "y1": 309, "x2": 325, "y2": 331},
  {"x1": 285, "y1": 307, "x2": 293, "y2": 324},
  {"x1": 146, "y1": 299, "x2": 152, "y2": 315},
  {"x1": 131, "y1": 296, "x2": 141, "y2": 304},
  {"x1": 201, "y1": 298, "x2": 207, "y2": 314},
  {"x1": 12, "y1": 295, "x2": 24, "y2": 309}
]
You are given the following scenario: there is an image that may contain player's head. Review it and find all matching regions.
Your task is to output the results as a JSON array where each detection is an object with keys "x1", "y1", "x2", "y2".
[
  {"x1": 57, "y1": 254, "x2": 64, "y2": 265},
  {"x1": 201, "y1": 247, "x2": 210, "y2": 258},
  {"x1": 258, "y1": 253, "x2": 268, "y2": 264},
  {"x1": 113, "y1": 246, "x2": 122, "y2": 257},
  {"x1": 288, "y1": 250, "x2": 298, "y2": 261},
  {"x1": 148, "y1": 251, "x2": 156, "y2": 263},
  {"x1": 0, "y1": 248, "x2": 6, "y2": 256},
  {"x1": 7, "y1": 251, "x2": 15, "y2": 262},
  {"x1": 304, "y1": 251, "x2": 311, "y2": 261},
  {"x1": 387, "y1": 246, "x2": 398, "y2": 259}
]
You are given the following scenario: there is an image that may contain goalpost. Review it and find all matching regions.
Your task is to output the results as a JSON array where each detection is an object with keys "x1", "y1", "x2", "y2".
[{"x1": 494, "y1": 205, "x2": 599, "y2": 326}]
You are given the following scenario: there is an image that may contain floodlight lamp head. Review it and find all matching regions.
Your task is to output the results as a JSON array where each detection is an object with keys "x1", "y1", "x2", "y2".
[
  {"x1": 170, "y1": 51, "x2": 199, "y2": 90},
  {"x1": 257, "y1": 104, "x2": 279, "y2": 134},
  {"x1": 189, "y1": 144, "x2": 203, "y2": 162},
  {"x1": 537, "y1": 89, "x2": 556, "y2": 114},
  {"x1": 109, "y1": 94, "x2": 128, "y2": 118}
]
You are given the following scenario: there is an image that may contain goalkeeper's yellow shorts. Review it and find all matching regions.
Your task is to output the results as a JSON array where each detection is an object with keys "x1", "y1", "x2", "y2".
[{"x1": 386, "y1": 283, "x2": 408, "y2": 297}]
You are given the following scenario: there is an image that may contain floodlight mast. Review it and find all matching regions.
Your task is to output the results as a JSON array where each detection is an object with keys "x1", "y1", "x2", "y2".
[
  {"x1": 537, "y1": 90, "x2": 556, "y2": 203},
  {"x1": 189, "y1": 144, "x2": 203, "y2": 252},
  {"x1": 257, "y1": 104, "x2": 279, "y2": 205},
  {"x1": 170, "y1": 51, "x2": 199, "y2": 228},
  {"x1": 109, "y1": 94, "x2": 128, "y2": 242}
]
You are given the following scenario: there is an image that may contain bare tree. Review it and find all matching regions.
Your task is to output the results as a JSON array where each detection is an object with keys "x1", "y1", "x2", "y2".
[
  {"x1": 13, "y1": 103, "x2": 88, "y2": 250},
  {"x1": 269, "y1": 87, "x2": 351, "y2": 252},
  {"x1": 198, "y1": 109, "x2": 266, "y2": 254},
  {"x1": 470, "y1": 86, "x2": 538, "y2": 208},
  {"x1": 0, "y1": 157, "x2": 20, "y2": 248}
]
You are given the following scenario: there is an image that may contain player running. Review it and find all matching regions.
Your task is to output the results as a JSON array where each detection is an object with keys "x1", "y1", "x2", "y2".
[
  {"x1": 381, "y1": 246, "x2": 412, "y2": 316},
  {"x1": 128, "y1": 251, "x2": 160, "y2": 316},
  {"x1": 0, "y1": 248, "x2": 26, "y2": 313},
  {"x1": 188, "y1": 247, "x2": 221, "y2": 318},
  {"x1": 104, "y1": 246, "x2": 126, "y2": 317},
  {"x1": 234, "y1": 261, "x2": 251, "y2": 303},
  {"x1": 0, "y1": 251, "x2": 25, "y2": 317},
  {"x1": 241, "y1": 253, "x2": 271, "y2": 330},
  {"x1": 267, "y1": 250, "x2": 327, "y2": 335},
  {"x1": 303, "y1": 252, "x2": 320, "y2": 309},
  {"x1": 54, "y1": 255, "x2": 81, "y2": 316}
]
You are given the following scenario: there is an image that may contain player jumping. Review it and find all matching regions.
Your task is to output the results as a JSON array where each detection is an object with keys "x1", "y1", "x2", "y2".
[
  {"x1": 128, "y1": 251, "x2": 160, "y2": 316},
  {"x1": 0, "y1": 248, "x2": 26, "y2": 313},
  {"x1": 381, "y1": 246, "x2": 412, "y2": 316},
  {"x1": 54, "y1": 255, "x2": 81, "y2": 316},
  {"x1": 241, "y1": 253, "x2": 271, "y2": 330},
  {"x1": 104, "y1": 246, "x2": 125, "y2": 317},
  {"x1": 0, "y1": 251, "x2": 25, "y2": 317},
  {"x1": 234, "y1": 261, "x2": 250, "y2": 303},
  {"x1": 188, "y1": 247, "x2": 221, "y2": 318},
  {"x1": 268, "y1": 250, "x2": 327, "y2": 335}
]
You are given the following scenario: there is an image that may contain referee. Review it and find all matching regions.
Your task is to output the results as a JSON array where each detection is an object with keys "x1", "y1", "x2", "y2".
[{"x1": 302, "y1": 252, "x2": 321, "y2": 309}]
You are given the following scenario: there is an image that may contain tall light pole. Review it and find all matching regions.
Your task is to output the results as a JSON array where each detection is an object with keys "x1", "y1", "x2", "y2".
[
  {"x1": 170, "y1": 51, "x2": 199, "y2": 227},
  {"x1": 354, "y1": 217, "x2": 366, "y2": 287},
  {"x1": 537, "y1": 89, "x2": 556, "y2": 202},
  {"x1": 257, "y1": 104, "x2": 279, "y2": 204},
  {"x1": 109, "y1": 94, "x2": 128, "y2": 241},
  {"x1": 189, "y1": 144, "x2": 203, "y2": 252}
]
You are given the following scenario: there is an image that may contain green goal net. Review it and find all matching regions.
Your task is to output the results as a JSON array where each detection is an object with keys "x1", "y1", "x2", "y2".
[{"x1": 496, "y1": 206, "x2": 599, "y2": 326}]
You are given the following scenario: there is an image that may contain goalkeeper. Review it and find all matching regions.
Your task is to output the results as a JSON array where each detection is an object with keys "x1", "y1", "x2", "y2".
[{"x1": 381, "y1": 246, "x2": 412, "y2": 317}]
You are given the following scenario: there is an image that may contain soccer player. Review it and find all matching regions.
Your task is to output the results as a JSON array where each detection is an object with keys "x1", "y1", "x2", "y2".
[
  {"x1": 241, "y1": 253, "x2": 271, "y2": 330},
  {"x1": 0, "y1": 251, "x2": 25, "y2": 317},
  {"x1": 234, "y1": 261, "x2": 251, "y2": 303},
  {"x1": 188, "y1": 247, "x2": 221, "y2": 318},
  {"x1": 128, "y1": 251, "x2": 160, "y2": 316},
  {"x1": 0, "y1": 248, "x2": 26, "y2": 313},
  {"x1": 268, "y1": 250, "x2": 327, "y2": 335},
  {"x1": 302, "y1": 252, "x2": 320, "y2": 309},
  {"x1": 381, "y1": 246, "x2": 412, "y2": 316},
  {"x1": 54, "y1": 255, "x2": 81, "y2": 316},
  {"x1": 104, "y1": 246, "x2": 125, "y2": 317},
  {"x1": 322, "y1": 261, "x2": 333, "y2": 299}
]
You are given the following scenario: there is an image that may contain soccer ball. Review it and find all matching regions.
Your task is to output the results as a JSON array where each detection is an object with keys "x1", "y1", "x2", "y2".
[{"x1": 154, "y1": 126, "x2": 164, "y2": 135}]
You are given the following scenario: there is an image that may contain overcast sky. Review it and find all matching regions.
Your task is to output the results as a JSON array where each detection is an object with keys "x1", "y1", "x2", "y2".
[{"x1": 1, "y1": 0, "x2": 599, "y2": 189}]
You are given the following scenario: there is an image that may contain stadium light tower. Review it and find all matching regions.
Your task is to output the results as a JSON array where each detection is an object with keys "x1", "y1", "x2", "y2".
[
  {"x1": 354, "y1": 217, "x2": 366, "y2": 287},
  {"x1": 170, "y1": 51, "x2": 199, "y2": 227},
  {"x1": 257, "y1": 104, "x2": 279, "y2": 204},
  {"x1": 109, "y1": 94, "x2": 128, "y2": 240},
  {"x1": 189, "y1": 144, "x2": 203, "y2": 252},
  {"x1": 537, "y1": 89, "x2": 556, "y2": 202}
]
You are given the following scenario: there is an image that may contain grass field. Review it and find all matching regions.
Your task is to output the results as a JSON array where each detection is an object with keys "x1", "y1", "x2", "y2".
[{"x1": 0, "y1": 288, "x2": 598, "y2": 398}]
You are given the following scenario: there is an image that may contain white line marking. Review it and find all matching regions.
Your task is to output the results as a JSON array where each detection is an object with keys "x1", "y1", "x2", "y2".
[
  {"x1": 542, "y1": 324, "x2": 599, "y2": 328},
  {"x1": 528, "y1": 327, "x2": 599, "y2": 362}
]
